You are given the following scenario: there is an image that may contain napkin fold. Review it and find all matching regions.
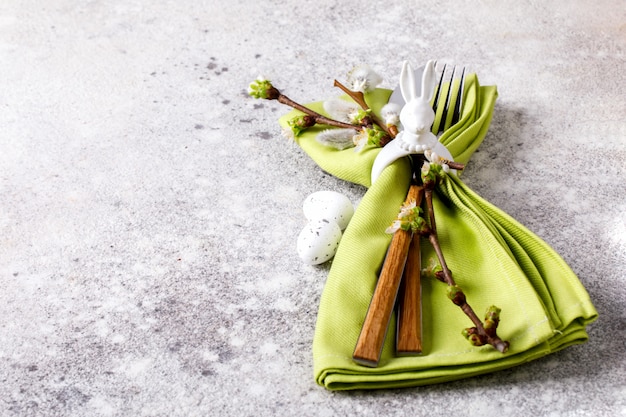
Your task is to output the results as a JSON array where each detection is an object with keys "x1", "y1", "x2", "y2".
[{"x1": 279, "y1": 74, "x2": 597, "y2": 390}]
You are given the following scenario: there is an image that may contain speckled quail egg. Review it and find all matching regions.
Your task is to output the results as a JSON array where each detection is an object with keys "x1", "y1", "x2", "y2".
[
  {"x1": 302, "y1": 191, "x2": 354, "y2": 230},
  {"x1": 296, "y1": 219, "x2": 342, "y2": 265}
]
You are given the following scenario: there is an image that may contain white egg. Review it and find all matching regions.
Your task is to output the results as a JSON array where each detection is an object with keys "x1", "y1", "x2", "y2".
[
  {"x1": 296, "y1": 219, "x2": 342, "y2": 265},
  {"x1": 302, "y1": 191, "x2": 354, "y2": 230}
]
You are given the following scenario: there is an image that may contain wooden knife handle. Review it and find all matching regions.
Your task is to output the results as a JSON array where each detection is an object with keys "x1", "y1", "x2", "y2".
[
  {"x1": 396, "y1": 186, "x2": 424, "y2": 355},
  {"x1": 352, "y1": 185, "x2": 421, "y2": 367}
]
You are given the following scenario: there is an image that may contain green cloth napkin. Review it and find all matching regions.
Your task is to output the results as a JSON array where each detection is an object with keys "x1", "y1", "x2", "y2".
[{"x1": 279, "y1": 74, "x2": 597, "y2": 390}]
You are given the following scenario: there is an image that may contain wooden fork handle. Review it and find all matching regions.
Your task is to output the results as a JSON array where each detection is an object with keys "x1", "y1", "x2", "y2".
[
  {"x1": 353, "y1": 184, "x2": 421, "y2": 367},
  {"x1": 396, "y1": 231, "x2": 423, "y2": 355}
]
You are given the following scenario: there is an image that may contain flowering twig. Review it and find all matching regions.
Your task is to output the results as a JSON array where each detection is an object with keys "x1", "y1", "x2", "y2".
[
  {"x1": 248, "y1": 77, "x2": 358, "y2": 131},
  {"x1": 249, "y1": 75, "x2": 394, "y2": 149},
  {"x1": 418, "y1": 159, "x2": 509, "y2": 353}
]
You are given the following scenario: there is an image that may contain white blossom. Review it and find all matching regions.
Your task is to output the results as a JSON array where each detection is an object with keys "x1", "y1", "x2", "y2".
[
  {"x1": 425, "y1": 149, "x2": 450, "y2": 172},
  {"x1": 385, "y1": 220, "x2": 402, "y2": 234},
  {"x1": 399, "y1": 201, "x2": 417, "y2": 218},
  {"x1": 347, "y1": 65, "x2": 383, "y2": 93},
  {"x1": 381, "y1": 102, "x2": 402, "y2": 126},
  {"x1": 281, "y1": 127, "x2": 295, "y2": 141}
]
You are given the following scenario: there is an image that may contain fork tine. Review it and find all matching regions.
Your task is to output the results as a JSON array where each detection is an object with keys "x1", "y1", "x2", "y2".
[
  {"x1": 438, "y1": 66, "x2": 457, "y2": 134},
  {"x1": 431, "y1": 64, "x2": 447, "y2": 134},
  {"x1": 450, "y1": 67, "x2": 466, "y2": 126},
  {"x1": 431, "y1": 63, "x2": 447, "y2": 114}
]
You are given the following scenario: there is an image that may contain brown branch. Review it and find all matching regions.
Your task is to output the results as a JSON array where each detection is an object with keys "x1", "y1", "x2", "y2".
[
  {"x1": 276, "y1": 94, "x2": 358, "y2": 130},
  {"x1": 333, "y1": 80, "x2": 368, "y2": 109},
  {"x1": 423, "y1": 180, "x2": 509, "y2": 353},
  {"x1": 333, "y1": 80, "x2": 393, "y2": 137},
  {"x1": 444, "y1": 160, "x2": 465, "y2": 171},
  {"x1": 424, "y1": 189, "x2": 438, "y2": 235}
]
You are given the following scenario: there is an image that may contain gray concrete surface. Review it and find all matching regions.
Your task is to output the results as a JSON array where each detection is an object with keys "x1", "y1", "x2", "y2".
[{"x1": 0, "y1": 0, "x2": 624, "y2": 415}]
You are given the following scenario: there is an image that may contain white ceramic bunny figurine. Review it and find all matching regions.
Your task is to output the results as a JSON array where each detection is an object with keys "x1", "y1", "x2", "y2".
[
  {"x1": 370, "y1": 60, "x2": 455, "y2": 183},
  {"x1": 396, "y1": 60, "x2": 438, "y2": 153}
]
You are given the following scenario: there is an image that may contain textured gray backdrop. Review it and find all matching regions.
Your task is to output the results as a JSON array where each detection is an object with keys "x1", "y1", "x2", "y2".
[{"x1": 0, "y1": 0, "x2": 624, "y2": 416}]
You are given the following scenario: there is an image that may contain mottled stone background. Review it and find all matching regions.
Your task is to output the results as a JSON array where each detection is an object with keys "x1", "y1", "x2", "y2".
[{"x1": 0, "y1": 0, "x2": 624, "y2": 416}]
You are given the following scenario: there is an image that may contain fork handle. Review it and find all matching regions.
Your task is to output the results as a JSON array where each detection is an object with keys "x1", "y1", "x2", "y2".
[
  {"x1": 396, "y1": 230, "x2": 422, "y2": 355},
  {"x1": 353, "y1": 184, "x2": 421, "y2": 367}
]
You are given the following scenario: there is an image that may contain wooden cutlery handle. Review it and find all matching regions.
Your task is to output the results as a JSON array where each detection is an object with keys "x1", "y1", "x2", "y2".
[
  {"x1": 396, "y1": 231, "x2": 422, "y2": 355},
  {"x1": 396, "y1": 186, "x2": 424, "y2": 355},
  {"x1": 353, "y1": 185, "x2": 421, "y2": 367}
]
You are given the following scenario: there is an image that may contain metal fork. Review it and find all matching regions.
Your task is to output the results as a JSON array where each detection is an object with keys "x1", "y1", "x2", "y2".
[
  {"x1": 353, "y1": 63, "x2": 467, "y2": 367},
  {"x1": 432, "y1": 63, "x2": 467, "y2": 135}
]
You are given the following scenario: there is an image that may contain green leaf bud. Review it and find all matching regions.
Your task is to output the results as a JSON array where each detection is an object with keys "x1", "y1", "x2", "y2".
[
  {"x1": 485, "y1": 305, "x2": 501, "y2": 321},
  {"x1": 446, "y1": 285, "x2": 466, "y2": 306},
  {"x1": 287, "y1": 115, "x2": 316, "y2": 136},
  {"x1": 467, "y1": 333, "x2": 484, "y2": 346},
  {"x1": 484, "y1": 319, "x2": 497, "y2": 330},
  {"x1": 364, "y1": 127, "x2": 387, "y2": 147},
  {"x1": 462, "y1": 327, "x2": 485, "y2": 346},
  {"x1": 420, "y1": 160, "x2": 447, "y2": 187},
  {"x1": 248, "y1": 77, "x2": 279, "y2": 100}
]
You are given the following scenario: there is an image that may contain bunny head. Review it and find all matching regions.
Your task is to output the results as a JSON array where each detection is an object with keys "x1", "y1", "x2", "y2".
[{"x1": 397, "y1": 60, "x2": 438, "y2": 152}]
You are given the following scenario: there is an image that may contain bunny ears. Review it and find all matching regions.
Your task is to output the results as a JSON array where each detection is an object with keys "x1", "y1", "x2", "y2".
[{"x1": 399, "y1": 60, "x2": 437, "y2": 104}]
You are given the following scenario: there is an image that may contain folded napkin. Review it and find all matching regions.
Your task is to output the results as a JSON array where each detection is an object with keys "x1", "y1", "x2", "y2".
[{"x1": 279, "y1": 74, "x2": 597, "y2": 390}]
